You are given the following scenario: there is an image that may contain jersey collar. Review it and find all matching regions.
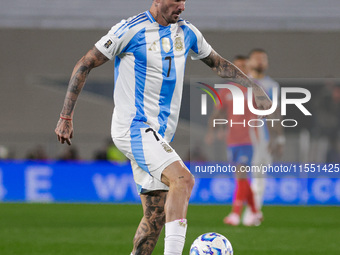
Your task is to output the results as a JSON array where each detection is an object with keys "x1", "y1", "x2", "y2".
[{"x1": 145, "y1": 10, "x2": 156, "y2": 23}]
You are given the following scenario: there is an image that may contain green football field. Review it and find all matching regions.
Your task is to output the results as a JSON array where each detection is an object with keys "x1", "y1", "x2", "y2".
[{"x1": 0, "y1": 203, "x2": 339, "y2": 255}]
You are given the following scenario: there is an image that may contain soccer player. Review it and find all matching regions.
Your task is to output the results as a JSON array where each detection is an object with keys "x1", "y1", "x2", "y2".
[
  {"x1": 55, "y1": 1, "x2": 272, "y2": 254},
  {"x1": 242, "y1": 49, "x2": 285, "y2": 225},
  {"x1": 205, "y1": 55, "x2": 262, "y2": 226}
]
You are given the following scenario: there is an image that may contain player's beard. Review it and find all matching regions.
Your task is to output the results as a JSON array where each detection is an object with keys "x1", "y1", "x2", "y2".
[
  {"x1": 161, "y1": 13, "x2": 181, "y2": 24},
  {"x1": 161, "y1": 5, "x2": 181, "y2": 24}
]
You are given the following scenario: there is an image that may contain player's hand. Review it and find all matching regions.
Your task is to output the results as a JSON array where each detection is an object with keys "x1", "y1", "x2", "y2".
[
  {"x1": 252, "y1": 84, "x2": 272, "y2": 118},
  {"x1": 55, "y1": 118, "x2": 74, "y2": 146}
]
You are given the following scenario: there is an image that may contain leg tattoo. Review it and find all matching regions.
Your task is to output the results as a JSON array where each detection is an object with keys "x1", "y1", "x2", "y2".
[{"x1": 132, "y1": 191, "x2": 167, "y2": 255}]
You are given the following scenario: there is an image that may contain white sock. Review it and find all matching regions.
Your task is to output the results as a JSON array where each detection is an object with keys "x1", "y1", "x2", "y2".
[
  {"x1": 251, "y1": 178, "x2": 266, "y2": 210},
  {"x1": 164, "y1": 219, "x2": 187, "y2": 255}
]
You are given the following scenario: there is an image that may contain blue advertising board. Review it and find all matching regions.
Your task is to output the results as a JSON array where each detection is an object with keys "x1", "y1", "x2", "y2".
[{"x1": 0, "y1": 161, "x2": 339, "y2": 205}]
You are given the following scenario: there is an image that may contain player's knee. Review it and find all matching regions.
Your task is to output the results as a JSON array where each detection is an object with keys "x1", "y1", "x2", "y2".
[
  {"x1": 187, "y1": 173, "x2": 195, "y2": 192},
  {"x1": 171, "y1": 168, "x2": 195, "y2": 195}
]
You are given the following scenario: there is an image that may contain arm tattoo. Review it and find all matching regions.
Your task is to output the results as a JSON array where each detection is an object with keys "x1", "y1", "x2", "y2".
[
  {"x1": 256, "y1": 96, "x2": 268, "y2": 100},
  {"x1": 201, "y1": 50, "x2": 253, "y2": 88},
  {"x1": 133, "y1": 191, "x2": 167, "y2": 255},
  {"x1": 60, "y1": 47, "x2": 108, "y2": 117}
]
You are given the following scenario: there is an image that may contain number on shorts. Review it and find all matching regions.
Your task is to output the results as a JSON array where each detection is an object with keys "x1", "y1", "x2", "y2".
[{"x1": 145, "y1": 128, "x2": 160, "y2": 141}]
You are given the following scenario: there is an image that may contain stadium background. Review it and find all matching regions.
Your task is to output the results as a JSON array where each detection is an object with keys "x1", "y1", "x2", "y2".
[{"x1": 0, "y1": 1, "x2": 339, "y2": 254}]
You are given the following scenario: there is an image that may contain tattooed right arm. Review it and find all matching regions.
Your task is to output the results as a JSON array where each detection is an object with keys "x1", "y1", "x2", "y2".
[
  {"x1": 55, "y1": 47, "x2": 109, "y2": 145},
  {"x1": 60, "y1": 47, "x2": 109, "y2": 118}
]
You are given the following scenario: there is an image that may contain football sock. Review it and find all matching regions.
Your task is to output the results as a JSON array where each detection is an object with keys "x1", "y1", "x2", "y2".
[
  {"x1": 164, "y1": 219, "x2": 187, "y2": 255},
  {"x1": 232, "y1": 179, "x2": 248, "y2": 215},
  {"x1": 251, "y1": 177, "x2": 266, "y2": 210},
  {"x1": 246, "y1": 180, "x2": 258, "y2": 213}
]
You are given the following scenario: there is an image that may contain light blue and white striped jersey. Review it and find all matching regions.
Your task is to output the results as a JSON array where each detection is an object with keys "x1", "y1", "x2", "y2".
[{"x1": 95, "y1": 11, "x2": 212, "y2": 142}]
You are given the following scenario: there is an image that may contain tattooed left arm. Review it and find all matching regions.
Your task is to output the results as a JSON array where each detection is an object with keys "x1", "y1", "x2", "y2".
[
  {"x1": 201, "y1": 49, "x2": 272, "y2": 112},
  {"x1": 201, "y1": 49, "x2": 254, "y2": 87}
]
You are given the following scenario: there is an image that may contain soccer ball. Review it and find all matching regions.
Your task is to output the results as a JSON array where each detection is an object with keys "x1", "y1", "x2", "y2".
[{"x1": 190, "y1": 232, "x2": 233, "y2": 255}]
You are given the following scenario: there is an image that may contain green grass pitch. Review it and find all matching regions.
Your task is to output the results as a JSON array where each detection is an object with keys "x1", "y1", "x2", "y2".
[{"x1": 0, "y1": 203, "x2": 339, "y2": 255}]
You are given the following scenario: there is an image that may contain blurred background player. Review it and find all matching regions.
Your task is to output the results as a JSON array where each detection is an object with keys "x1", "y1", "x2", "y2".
[
  {"x1": 206, "y1": 55, "x2": 262, "y2": 226},
  {"x1": 242, "y1": 49, "x2": 285, "y2": 224}
]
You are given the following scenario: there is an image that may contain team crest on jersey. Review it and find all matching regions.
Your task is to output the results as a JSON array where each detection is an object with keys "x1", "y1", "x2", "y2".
[
  {"x1": 161, "y1": 38, "x2": 171, "y2": 53},
  {"x1": 161, "y1": 142, "x2": 173, "y2": 153},
  {"x1": 174, "y1": 37, "x2": 184, "y2": 51}
]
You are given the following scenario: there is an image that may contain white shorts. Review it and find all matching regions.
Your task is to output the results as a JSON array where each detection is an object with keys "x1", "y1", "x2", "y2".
[{"x1": 113, "y1": 122, "x2": 181, "y2": 194}]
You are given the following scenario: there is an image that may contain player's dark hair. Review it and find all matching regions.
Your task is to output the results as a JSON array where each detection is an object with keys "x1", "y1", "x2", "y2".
[
  {"x1": 248, "y1": 48, "x2": 267, "y2": 57},
  {"x1": 233, "y1": 55, "x2": 248, "y2": 61}
]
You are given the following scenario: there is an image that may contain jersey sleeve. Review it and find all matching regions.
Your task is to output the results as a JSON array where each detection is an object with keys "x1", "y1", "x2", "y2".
[
  {"x1": 95, "y1": 20, "x2": 131, "y2": 60},
  {"x1": 186, "y1": 23, "x2": 212, "y2": 60}
]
